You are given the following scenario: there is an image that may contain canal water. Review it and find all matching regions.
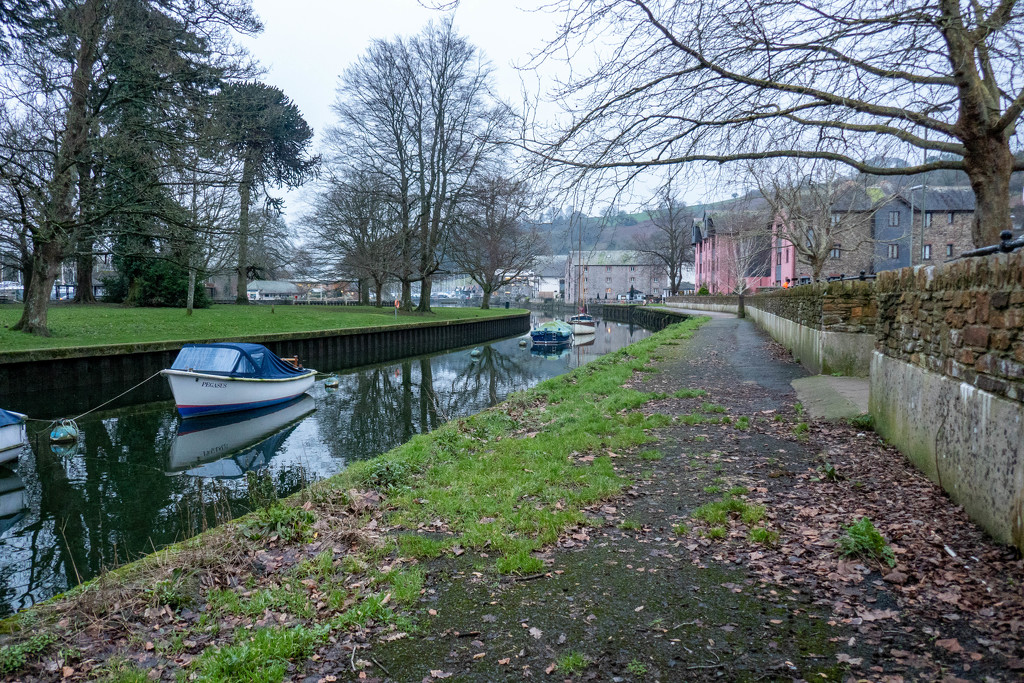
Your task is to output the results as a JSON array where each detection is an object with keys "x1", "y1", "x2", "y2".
[{"x1": 0, "y1": 316, "x2": 651, "y2": 616}]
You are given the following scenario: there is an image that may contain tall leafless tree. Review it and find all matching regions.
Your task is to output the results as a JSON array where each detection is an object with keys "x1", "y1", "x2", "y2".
[
  {"x1": 304, "y1": 169, "x2": 401, "y2": 307},
  {"x1": 448, "y1": 173, "x2": 546, "y2": 309},
  {"x1": 533, "y1": 0, "x2": 1024, "y2": 247},
  {"x1": 746, "y1": 159, "x2": 882, "y2": 281},
  {"x1": 635, "y1": 182, "x2": 694, "y2": 295},
  {"x1": 330, "y1": 18, "x2": 509, "y2": 312}
]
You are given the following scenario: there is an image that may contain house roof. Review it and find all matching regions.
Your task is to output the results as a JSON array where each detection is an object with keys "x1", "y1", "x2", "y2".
[
  {"x1": 573, "y1": 250, "x2": 644, "y2": 266},
  {"x1": 247, "y1": 280, "x2": 299, "y2": 294},
  {"x1": 535, "y1": 255, "x2": 567, "y2": 277},
  {"x1": 895, "y1": 186, "x2": 975, "y2": 212}
]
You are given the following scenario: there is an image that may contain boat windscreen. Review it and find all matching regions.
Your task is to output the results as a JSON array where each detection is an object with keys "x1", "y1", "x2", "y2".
[{"x1": 171, "y1": 346, "x2": 243, "y2": 374}]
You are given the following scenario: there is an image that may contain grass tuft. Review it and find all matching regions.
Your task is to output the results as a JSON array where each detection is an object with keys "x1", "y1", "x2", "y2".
[
  {"x1": 0, "y1": 634, "x2": 56, "y2": 677},
  {"x1": 557, "y1": 651, "x2": 588, "y2": 674},
  {"x1": 837, "y1": 517, "x2": 896, "y2": 567}
]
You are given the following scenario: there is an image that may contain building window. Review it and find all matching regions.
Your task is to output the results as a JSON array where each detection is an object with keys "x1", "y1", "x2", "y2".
[
  {"x1": 924, "y1": 212, "x2": 932, "y2": 228},
  {"x1": 653, "y1": 279, "x2": 659, "y2": 285},
  {"x1": 887, "y1": 243, "x2": 899, "y2": 259},
  {"x1": 605, "y1": 288, "x2": 611, "y2": 294},
  {"x1": 584, "y1": 266, "x2": 588, "y2": 272},
  {"x1": 605, "y1": 266, "x2": 612, "y2": 272},
  {"x1": 888, "y1": 211, "x2": 900, "y2": 227},
  {"x1": 605, "y1": 277, "x2": 611, "y2": 284},
  {"x1": 946, "y1": 243, "x2": 954, "y2": 257},
  {"x1": 629, "y1": 277, "x2": 635, "y2": 283},
  {"x1": 947, "y1": 212, "x2": 954, "y2": 224},
  {"x1": 830, "y1": 245, "x2": 841, "y2": 259},
  {"x1": 923, "y1": 244, "x2": 932, "y2": 260},
  {"x1": 630, "y1": 266, "x2": 636, "y2": 271}
]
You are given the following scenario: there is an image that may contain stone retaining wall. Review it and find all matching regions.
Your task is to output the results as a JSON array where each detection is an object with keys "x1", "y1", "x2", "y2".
[{"x1": 869, "y1": 252, "x2": 1024, "y2": 549}]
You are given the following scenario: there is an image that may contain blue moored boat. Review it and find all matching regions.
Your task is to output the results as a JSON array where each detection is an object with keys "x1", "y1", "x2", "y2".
[{"x1": 530, "y1": 320, "x2": 573, "y2": 345}]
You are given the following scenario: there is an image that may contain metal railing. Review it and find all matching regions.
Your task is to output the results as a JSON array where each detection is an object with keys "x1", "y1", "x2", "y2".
[{"x1": 958, "y1": 230, "x2": 1024, "y2": 259}]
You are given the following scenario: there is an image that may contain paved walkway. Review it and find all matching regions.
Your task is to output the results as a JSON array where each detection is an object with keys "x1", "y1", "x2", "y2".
[{"x1": 665, "y1": 305, "x2": 870, "y2": 420}]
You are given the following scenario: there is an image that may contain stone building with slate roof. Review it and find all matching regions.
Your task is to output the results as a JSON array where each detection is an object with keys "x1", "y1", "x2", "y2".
[{"x1": 565, "y1": 250, "x2": 673, "y2": 302}]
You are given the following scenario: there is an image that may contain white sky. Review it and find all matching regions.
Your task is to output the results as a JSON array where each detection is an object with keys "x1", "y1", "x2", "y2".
[{"x1": 240, "y1": 0, "x2": 566, "y2": 221}]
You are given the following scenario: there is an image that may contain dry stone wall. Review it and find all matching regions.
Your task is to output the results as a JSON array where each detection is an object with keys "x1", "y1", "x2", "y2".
[{"x1": 873, "y1": 252, "x2": 1024, "y2": 402}]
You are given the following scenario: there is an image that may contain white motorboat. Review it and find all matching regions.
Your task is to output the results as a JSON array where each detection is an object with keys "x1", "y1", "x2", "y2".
[{"x1": 162, "y1": 343, "x2": 316, "y2": 418}]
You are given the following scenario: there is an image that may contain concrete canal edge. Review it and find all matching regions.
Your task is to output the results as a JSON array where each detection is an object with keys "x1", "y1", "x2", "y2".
[{"x1": 0, "y1": 312, "x2": 530, "y2": 418}]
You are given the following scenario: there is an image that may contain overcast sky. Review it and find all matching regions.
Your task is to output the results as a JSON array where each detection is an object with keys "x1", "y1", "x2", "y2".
[{"x1": 239, "y1": 0, "x2": 568, "y2": 221}]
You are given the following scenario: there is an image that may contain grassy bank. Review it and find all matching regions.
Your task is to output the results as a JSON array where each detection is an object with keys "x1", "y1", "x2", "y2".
[
  {"x1": 0, "y1": 304, "x2": 519, "y2": 353},
  {"x1": 0, "y1": 316, "x2": 708, "y2": 682}
]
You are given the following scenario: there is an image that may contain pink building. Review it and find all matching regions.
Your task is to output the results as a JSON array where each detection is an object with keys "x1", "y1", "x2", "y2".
[{"x1": 691, "y1": 210, "x2": 773, "y2": 294}]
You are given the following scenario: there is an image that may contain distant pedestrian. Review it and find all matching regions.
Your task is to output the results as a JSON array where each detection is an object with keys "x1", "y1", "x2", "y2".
[{"x1": 783, "y1": 278, "x2": 790, "y2": 289}]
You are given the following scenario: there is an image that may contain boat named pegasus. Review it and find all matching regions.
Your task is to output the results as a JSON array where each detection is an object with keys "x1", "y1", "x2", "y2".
[{"x1": 162, "y1": 343, "x2": 316, "y2": 417}]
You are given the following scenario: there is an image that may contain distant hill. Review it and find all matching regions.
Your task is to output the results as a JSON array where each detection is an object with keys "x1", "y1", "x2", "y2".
[{"x1": 529, "y1": 205, "x2": 706, "y2": 254}]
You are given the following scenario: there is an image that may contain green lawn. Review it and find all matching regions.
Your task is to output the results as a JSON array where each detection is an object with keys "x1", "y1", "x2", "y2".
[{"x1": 0, "y1": 303, "x2": 520, "y2": 353}]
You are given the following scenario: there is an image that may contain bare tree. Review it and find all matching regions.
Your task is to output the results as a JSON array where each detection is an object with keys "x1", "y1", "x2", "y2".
[
  {"x1": 635, "y1": 181, "x2": 693, "y2": 295},
  {"x1": 533, "y1": 0, "x2": 1024, "y2": 246},
  {"x1": 330, "y1": 18, "x2": 509, "y2": 312},
  {"x1": 448, "y1": 173, "x2": 545, "y2": 309},
  {"x1": 746, "y1": 160, "x2": 880, "y2": 281},
  {"x1": 304, "y1": 169, "x2": 401, "y2": 307}
]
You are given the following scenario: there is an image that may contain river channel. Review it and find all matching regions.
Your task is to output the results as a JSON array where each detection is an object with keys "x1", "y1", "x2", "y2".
[{"x1": 0, "y1": 315, "x2": 652, "y2": 617}]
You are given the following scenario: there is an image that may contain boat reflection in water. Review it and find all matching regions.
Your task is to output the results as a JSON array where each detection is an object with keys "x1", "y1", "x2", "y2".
[
  {"x1": 0, "y1": 467, "x2": 28, "y2": 536},
  {"x1": 167, "y1": 394, "x2": 317, "y2": 478},
  {"x1": 530, "y1": 340, "x2": 572, "y2": 360}
]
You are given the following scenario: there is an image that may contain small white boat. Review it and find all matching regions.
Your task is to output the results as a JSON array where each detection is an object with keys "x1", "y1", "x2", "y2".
[
  {"x1": 0, "y1": 410, "x2": 27, "y2": 463},
  {"x1": 161, "y1": 343, "x2": 316, "y2": 418},
  {"x1": 568, "y1": 313, "x2": 597, "y2": 335},
  {"x1": 167, "y1": 394, "x2": 316, "y2": 476}
]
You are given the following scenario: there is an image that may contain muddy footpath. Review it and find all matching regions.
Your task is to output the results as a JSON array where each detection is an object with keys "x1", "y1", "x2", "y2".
[{"x1": 366, "y1": 318, "x2": 1024, "y2": 683}]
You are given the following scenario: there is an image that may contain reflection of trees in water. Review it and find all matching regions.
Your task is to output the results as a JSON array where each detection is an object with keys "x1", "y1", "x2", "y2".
[
  {"x1": 0, "y1": 407, "x2": 306, "y2": 616},
  {"x1": 3, "y1": 407, "x2": 189, "y2": 613},
  {"x1": 438, "y1": 344, "x2": 543, "y2": 416},
  {"x1": 314, "y1": 360, "x2": 440, "y2": 465}
]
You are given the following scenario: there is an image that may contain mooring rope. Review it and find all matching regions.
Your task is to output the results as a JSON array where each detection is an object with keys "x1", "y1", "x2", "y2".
[{"x1": 24, "y1": 370, "x2": 164, "y2": 424}]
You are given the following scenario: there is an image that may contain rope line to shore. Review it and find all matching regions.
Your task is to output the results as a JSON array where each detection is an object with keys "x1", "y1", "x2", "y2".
[{"x1": 24, "y1": 370, "x2": 165, "y2": 423}]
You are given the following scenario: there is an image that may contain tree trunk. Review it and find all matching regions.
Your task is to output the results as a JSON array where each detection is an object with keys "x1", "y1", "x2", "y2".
[
  {"x1": 416, "y1": 274, "x2": 432, "y2": 313},
  {"x1": 186, "y1": 266, "x2": 196, "y2": 316},
  {"x1": 74, "y1": 155, "x2": 95, "y2": 304},
  {"x1": 480, "y1": 286, "x2": 492, "y2": 310},
  {"x1": 374, "y1": 282, "x2": 383, "y2": 307},
  {"x1": 963, "y1": 135, "x2": 1014, "y2": 247},
  {"x1": 401, "y1": 279, "x2": 413, "y2": 311},
  {"x1": 236, "y1": 161, "x2": 254, "y2": 304},
  {"x1": 74, "y1": 238, "x2": 95, "y2": 304},
  {"x1": 13, "y1": 239, "x2": 62, "y2": 336}
]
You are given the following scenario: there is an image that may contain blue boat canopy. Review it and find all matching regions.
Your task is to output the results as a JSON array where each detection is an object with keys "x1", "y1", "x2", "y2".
[
  {"x1": 0, "y1": 410, "x2": 25, "y2": 428},
  {"x1": 170, "y1": 343, "x2": 307, "y2": 379}
]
